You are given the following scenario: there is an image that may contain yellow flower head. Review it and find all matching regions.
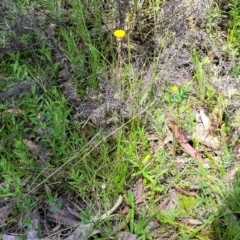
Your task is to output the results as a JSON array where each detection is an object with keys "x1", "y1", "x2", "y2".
[
  {"x1": 171, "y1": 85, "x2": 179, "y2": 92},
  {"x1": 113, "y1": 29, "x2": 126, "y2": 39},
  {"x1": 142, "y1": 154, "x2": 151, "y2": 164}
]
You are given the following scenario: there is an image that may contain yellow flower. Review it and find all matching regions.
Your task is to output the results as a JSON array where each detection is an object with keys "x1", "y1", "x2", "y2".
[
  {"x1": 171, "y1": 85, "x2": 179, "y2": 92},
  {"x1": 113, "y1": 29, "x2": 126, "y2": 39},
  {"x1": 142, "y1": 154, "x2": 151, "y2": 163}
]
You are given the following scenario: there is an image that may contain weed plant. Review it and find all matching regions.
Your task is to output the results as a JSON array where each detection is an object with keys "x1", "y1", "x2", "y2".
[{"x1": 227, "y1": 0, "x2": 240, "y2": 51}]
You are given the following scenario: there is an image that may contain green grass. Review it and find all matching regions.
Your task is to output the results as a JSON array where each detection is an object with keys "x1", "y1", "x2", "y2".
[
  {"x1": 211, "y1": 173, "x2": 240, "y2": 240},
  {"x1": 227, "y1": 0, "x2": 240, "y2": 50},
  {"x1": 1, "y1": 0, "x2": 240, "y2": 239}
]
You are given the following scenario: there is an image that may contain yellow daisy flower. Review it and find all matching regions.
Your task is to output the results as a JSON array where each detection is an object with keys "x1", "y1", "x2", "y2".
[
  {"x1": 171, "y1": 85, "x2": 179, "y2": 92},
  {"x1": 113, "y1": 29, "x2": 126, "y2": 39},
  {"x1": 142, "y1": 154, "x2": 151, "y2": 163}
]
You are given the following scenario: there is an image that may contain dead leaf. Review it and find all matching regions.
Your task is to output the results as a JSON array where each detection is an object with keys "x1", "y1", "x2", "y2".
[
  {"x1": 5, "y1": 108, "x2": 25, "y2": 114},
  {"x1": 23, "y1": 139, "x2": 39, "y2": 153},
  {"x1": 31, "y1": 208, "x2": 41, "y2": 223},
  {"x1": 135, "y1": 178, "x2": 143, "y2": 201},
  {"x1": 174, "y1": 186, "x2": 197, "y2": 197},
  {"x1": 117, "y1": 231, "x2": 137, "y2": 240},
  {"x1": 112, "y1": 209, "x2": 130, "y2": 234},
  {"x1": 148, "y1": 219, "x2": 160, "y2": 232},
  {"x1": 158, "y1": 189, "x2": 178, "y2": 211},
  {"x1": 181, "y1": 218, "x2": 203, "y2": 226},
  {"x1": 64, "y1": 222, "x2": 95, "y2": 240},
  {"x1": 134, "y1": 178, "x2": 148, "y2": 204},
  {"x1": 165, "y1": 110, "x2": 210, "y2": 168},
  {"x1": 47, "y1": 208, "x2": 80, "y2": 226},
  {"x1": 169, "y1": 118, "x2": 205, "y2": 164},
  {"x1": 0, "y1": 109, "x2": 24, "y2": 117},
  {"x1": 0, "y1": 204, "x2": 12, "y2": 225}
]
